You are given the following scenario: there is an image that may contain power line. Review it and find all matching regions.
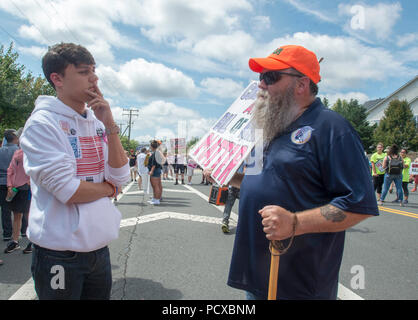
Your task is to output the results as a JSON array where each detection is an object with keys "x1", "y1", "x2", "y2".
[
  {"x1": 0, "y1": 24, "x2": 24, "y2": 46},
  {"x1": 45, "y1": 0, "x2": 81, "y2": 43},
  {"x1": 9, "y1": 0, "x2": 52, "y2": 44},
  {"x1": 123, "y1": 108, "x2": 140, "y2": 143}
]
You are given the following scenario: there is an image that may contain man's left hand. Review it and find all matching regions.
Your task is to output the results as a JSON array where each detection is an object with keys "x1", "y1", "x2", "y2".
[{"x1": 259, "y1": 205, "x2": 295, "y2": 241}]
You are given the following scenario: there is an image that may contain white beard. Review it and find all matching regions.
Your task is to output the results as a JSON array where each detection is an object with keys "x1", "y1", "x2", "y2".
[{"x1": 252, "y1": 85, "x2": 300, "y2": 146}]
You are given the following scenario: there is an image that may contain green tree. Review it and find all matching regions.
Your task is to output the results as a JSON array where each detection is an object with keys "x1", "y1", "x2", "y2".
[
  {"x1": 373, "y1": 99, "x2": 418, "y2": 151},
  {"x1": 186, "y1": 136, "x2": 200, "y2": 154},
  {"x1": 332, "y1": 98, "x2": 376, "y2": 153},
  {"x1": 120, "y1": 135, "x2": 139, "y2": 152},
  {"x1": 0, "y1": 42, "x2": 55, "y2": 136},
  {"x1": 321, "y1": 97, "x2": 330, "y2": 108}
]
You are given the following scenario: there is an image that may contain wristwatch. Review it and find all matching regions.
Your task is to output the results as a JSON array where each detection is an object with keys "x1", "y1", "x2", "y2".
[{"x1": 105, "y1": 125, "x2": 120, "y2": 136}]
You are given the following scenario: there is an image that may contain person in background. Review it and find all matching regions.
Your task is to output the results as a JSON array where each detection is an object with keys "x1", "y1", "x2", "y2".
[
  {"x1": 148, "y1": 140, "x2": 165, "y2": 205},
  {"x1": 379, "y1": 144, "x2": 404, "y2": 206},
  {"x1": 4, "y1": 128, "x2": 32, "y2": 254},
  {"x1": 370, "y1": 142, "x2": 386, "y2": 202},
  {"x1": 129, "y1": 149, "x2": 137, "y2": 182},
  {"x1": 399, "y1": 148, "x2": 411, "y2": 204},
  {"x1": 162, "y1": 152, "x2": 169, "y2": 181},
  {"x1": 174, "y1": 153, "x2": 186, "y2": 185},
  {"x1": 412, "y1": 157, "x2": 418, "y2": 192},
  {"x1": 137, "y1": 148, "x2": 149, "y2": 192},
  {"x1": 186, "y1": 157, "x2": 197, "y2": 185},
  {"x1": 0, "y1": 129, "x2": 20, "y2": 242}
]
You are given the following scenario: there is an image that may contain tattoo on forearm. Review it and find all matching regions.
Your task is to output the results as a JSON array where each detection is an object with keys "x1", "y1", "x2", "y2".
[{"x1": 320, "y1": 205, "x2": 346, "y2": 222}]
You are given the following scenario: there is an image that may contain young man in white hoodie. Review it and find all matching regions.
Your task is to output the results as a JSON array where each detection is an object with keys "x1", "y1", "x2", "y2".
[{"x1": 20, "y1": 43, "x2": 130, "y2": 300}]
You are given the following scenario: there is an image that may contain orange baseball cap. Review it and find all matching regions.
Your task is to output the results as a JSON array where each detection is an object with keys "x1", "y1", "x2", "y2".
[{"x1": 249, "y1": 45, "x2": 321, "y2": 84}]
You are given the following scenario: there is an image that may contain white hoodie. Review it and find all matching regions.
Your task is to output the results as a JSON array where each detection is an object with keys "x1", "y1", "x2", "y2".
[{"x1": 20, "y1": 96, "x2": 130, "y2": 252}]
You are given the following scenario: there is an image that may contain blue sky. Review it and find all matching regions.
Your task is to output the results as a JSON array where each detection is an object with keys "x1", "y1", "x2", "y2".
[{"x1": 0, "y1": 0, "x2": 417, "y2": 143}]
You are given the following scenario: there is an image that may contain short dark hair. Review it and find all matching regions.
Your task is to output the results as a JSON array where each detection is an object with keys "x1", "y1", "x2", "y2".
[
  {"x1": 3, "y1": 129, "x2": 17, "y2": 143},
  {"x1": 150, "y1": 140, "x2": 160, "y2": 149},
  {"x1": 42, "y1": 43, "x2": 95, "y2": 89},
  {"x1": 388, "y1": 144, "x2": 400, "y2": 156}
]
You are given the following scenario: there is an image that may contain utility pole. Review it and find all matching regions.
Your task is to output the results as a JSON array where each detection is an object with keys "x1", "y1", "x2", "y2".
[
  {"x1": 122, "y1": 108, "x2": 139, "y2": 143},
  {"x1": 117, "y1": 123, "x2": 124, "y2": 136}
]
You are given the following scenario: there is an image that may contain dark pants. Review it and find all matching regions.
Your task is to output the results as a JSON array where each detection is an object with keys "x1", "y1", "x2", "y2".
[
  {"x1": 223, "y1": 186, "x2": 240, "y2": 223},
  {"x1": 0, "y1": 185, "x2": 12, "y2": 239},
  {"x1": 373, "y1": 175, "x2": 385, "y2": 194},
  {"x1": 32, "y1": 245, "x2": 112, "y2": 300},
  {"x1": 0, "y1": 185, "x2": 29, "y2": 237}
]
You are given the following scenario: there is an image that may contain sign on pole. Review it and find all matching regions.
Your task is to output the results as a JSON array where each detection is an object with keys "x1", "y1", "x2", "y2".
[
  {"x1": 410, "y1": 161, "x2": 418, "y2": 175},
  {"x1": 189, "y1": 81, "x2": 261, "y2": 186}
]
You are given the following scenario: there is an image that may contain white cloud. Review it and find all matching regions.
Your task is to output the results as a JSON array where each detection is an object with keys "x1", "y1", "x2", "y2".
[
  {"x1": 134, "y1": 135, "x2": 155, "y2": 144},
  {"x1": 192, "y1": 31, "x2": 256, "y2": 67},
  {"x1": 132, "y1": 0, "x2": 252, "y2": 43},
  {"x1": 17, "y1": 45, "x2": 47, "y2": 59},
  {"x1": 338, "y1": 3, "x2": 402, "y2": 41},
  {"x1": 129, "y1": 100, "x2": 216, "y2": 141},
  {"x1": 284, "y1": 0, "x2": 336, "y2": 23},
  {"x1": 258, "y1": 32, "x2": 412, "y2": 91},
  {"x1": 0, "y1": 0, "x2": 137, "y2": 64},
  {"x1": 397, "y1": 33, "x2": 418, "y2": 47},
  {"x1": 97, "y1": 58, "x2": 198, "y2": 100},
  {"x1": 200, "y1": 78, "x2": 245, "y2": 99},
  {"x1": 250, "y1": 16, "x2": 271, "y2": 31}
]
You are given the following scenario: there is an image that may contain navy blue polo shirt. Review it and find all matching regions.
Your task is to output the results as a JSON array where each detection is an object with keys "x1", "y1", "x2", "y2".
[{"x1": 227, "y1": 98, "x2": 379, "y2": 300}]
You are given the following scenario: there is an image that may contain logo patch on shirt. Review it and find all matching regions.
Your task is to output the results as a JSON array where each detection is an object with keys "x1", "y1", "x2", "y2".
[
  {"x1": 68, "y1": 136, "x2": 81, "y2": 159},
  {"x1": 291, "y1": 126, "x2": 314, "y2": 145},
  {"x1": 59, "y1": 120, "x2": 70, "y2": 135}
]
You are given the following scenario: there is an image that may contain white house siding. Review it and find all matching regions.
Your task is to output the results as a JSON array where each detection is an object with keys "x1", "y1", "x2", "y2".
[{"x1": 367, "y1": 77, "x2": 418, "y2": 125}]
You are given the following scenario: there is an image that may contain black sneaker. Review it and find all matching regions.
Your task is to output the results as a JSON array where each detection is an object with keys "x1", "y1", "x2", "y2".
[
  {"x1": 174, "y1": 181, "x2": 178, "y2": 185},
  {"x1": 23, "y1": 243, "x2": 32, "y2": 254},
  {"x1": 4, "y1": 241, "x2": 20, "y2": 253},
  {"x1": 182, "y1": 180, "x2": 185, "y2": 185},
  {"x1": 3, "y1": 237, "x2": 11, "y2": 242}
]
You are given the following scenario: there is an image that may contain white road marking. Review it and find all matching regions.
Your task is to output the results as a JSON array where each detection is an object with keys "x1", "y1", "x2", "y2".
[
  {"x1": 337, "y1": 283, "x2": 364, "y2": 300},
  {"x1": 8, "y1": 278, "x2": 35, "y2": 300},
  {"x1": 182, "y1": 184, "x2": 239, "y2": 223}
]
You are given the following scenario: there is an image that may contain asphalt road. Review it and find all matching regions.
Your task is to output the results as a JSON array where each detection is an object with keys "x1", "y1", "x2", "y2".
[{"x1": 0, "y1": 172, "x2": 417, "y2": 300}]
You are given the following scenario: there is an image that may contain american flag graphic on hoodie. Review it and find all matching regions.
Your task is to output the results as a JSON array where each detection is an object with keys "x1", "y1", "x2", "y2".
[{"x1": 76, "y1": 136, "x2": 105, "y2": 177}]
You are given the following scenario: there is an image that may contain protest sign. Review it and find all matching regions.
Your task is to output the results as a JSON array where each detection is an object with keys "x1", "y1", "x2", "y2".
[
  {"x1": 189, "y1": 81, "x2": 261, "y2": 186},
  {"x1": 410, "y1": 161, "x2": 418, "y2": 175}
]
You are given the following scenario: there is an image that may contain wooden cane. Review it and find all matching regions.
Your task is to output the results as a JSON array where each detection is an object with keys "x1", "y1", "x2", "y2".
[
  {"x1": 268, "y1": 243, "x2": 280, "y2": 300},
  {"x1": 267, "y1": 214, "x2": 298, "y2": 300}
]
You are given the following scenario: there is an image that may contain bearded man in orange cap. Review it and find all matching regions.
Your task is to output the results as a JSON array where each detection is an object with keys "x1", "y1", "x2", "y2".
[{"x1": 225, "y1": 45, "x2": 379, "y2": 299}]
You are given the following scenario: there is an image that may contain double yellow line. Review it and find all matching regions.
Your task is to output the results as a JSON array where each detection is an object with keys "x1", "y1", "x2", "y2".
[{"x1": 378, "y1": 206, "x2": 418, "y2": 219}]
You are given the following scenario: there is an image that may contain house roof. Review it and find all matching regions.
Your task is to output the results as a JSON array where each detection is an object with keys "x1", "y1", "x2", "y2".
[
  {"x1": 364, "y1": 98, "x2": 384, "y2": 111},
  {"x1": 367, "y1": 75, "x2": 418, "y2": 114}
]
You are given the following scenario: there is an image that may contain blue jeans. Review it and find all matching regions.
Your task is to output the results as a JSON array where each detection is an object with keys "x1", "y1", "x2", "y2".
[
  {"x1": 223, "y1": 186, "x2": 239, "y2": 223},
  {"x1": 381, "y1": 174, "x2": 403, "y2": 201},
  {"x1": 31, "y1": 245, "x2": 112, "y2": 300}
]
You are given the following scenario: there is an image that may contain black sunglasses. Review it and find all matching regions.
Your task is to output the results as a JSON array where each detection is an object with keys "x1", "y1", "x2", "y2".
[{"x1": 259, "y1": 71, "x2": 303, "y2": 85}]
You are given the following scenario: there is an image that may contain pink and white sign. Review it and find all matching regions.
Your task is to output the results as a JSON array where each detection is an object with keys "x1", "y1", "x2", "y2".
[{"x1": 189, "y1": 81, "x2": 260, "y2": 186}]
